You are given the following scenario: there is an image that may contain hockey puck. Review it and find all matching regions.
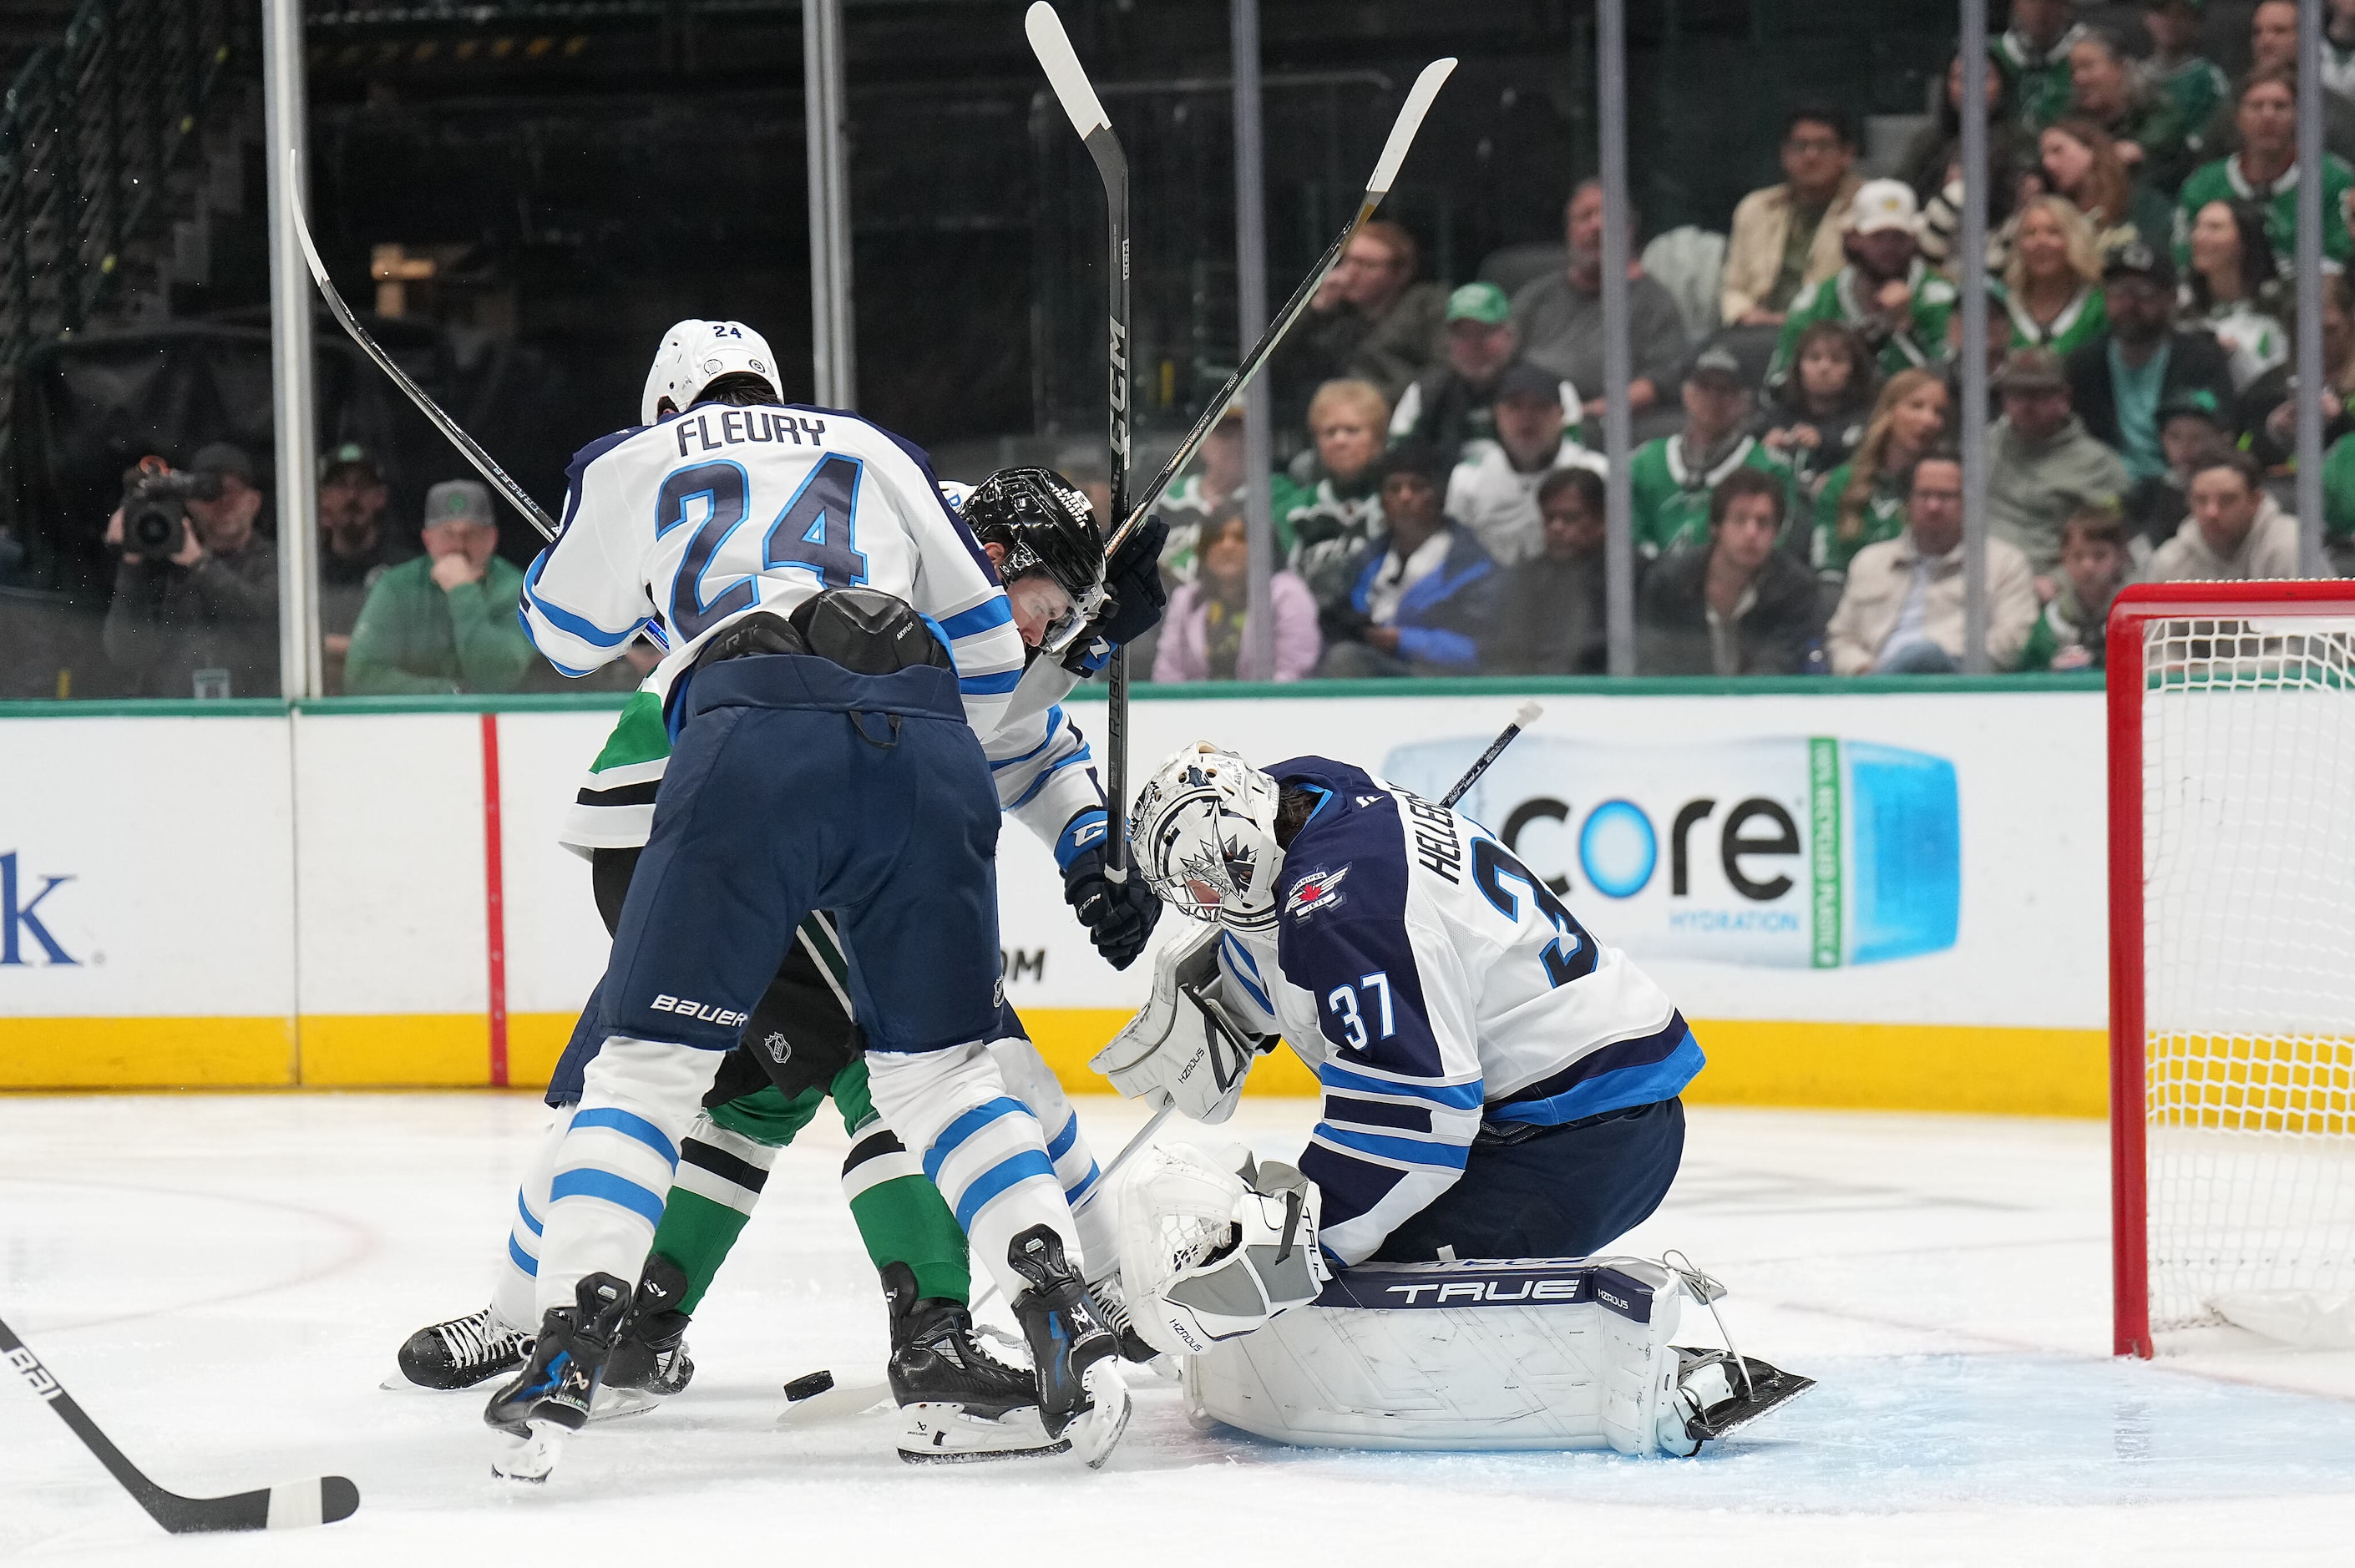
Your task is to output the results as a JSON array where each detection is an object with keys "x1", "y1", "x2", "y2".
[{"x1": 783, "y1": 1370, "x2": 836, "y2": 1403}]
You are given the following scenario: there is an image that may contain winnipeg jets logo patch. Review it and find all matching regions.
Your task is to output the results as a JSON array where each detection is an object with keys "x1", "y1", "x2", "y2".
[{"x1": 1284, "y1": 865, "x2": 1351, "y2": 920}]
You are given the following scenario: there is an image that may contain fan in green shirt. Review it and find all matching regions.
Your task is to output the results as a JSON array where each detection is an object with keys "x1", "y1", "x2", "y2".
[
  {"x1": 344, "y1": 478, "x2": 538, "y2": 695},
  {"x1": 1628, "y1": 346, "x2": 1796, "y2": 559},
  {"x1": 1771, "y1": 185, "x2": 1958, "y2": 386},
  {"x1": 1807, "y1": 365, "x2": 1953, "y2": 584},
  {"x1": 2174, "y1": 71, "x2": 2355, "y2": 271},
  {"x1": 2145, "y1": 1, "x2": 2229, "y2": 152}
]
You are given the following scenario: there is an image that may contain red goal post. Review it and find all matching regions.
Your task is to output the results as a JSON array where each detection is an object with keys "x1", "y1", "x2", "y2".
[{"x1": 2108, "y1": 580, "x2": 2355, "y2": 1358}]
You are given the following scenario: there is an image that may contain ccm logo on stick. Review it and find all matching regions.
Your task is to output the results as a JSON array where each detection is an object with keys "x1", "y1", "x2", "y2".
[{"x1": 650, "y1": 994, "x2": 750, "y2": 1029}]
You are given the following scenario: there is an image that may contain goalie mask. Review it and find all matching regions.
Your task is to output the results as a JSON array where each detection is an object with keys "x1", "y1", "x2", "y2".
[
  {"x1": 961, "y1": 467, "x2": 1108, "y2": 656},
  {"x1": 641, "y1": 319, "x2": 779, "y2": 426},
  {"x1": 1130, "y1": 742, "x2": 1285, "y2": 934}
]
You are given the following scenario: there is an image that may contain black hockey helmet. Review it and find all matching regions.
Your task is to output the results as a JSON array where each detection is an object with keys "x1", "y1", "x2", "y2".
[{"x1": 962, "y1": 466, "x2": 1108, "y2": 655}]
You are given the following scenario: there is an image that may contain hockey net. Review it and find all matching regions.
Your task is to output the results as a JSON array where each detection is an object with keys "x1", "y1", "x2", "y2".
[{"x1": 2110, "y1": 582, "x2": 2355, "y2": 1356}]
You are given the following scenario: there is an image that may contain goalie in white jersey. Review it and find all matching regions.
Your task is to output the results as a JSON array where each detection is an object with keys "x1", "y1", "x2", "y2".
[
  {"x1": 1092, "y1": 743, "x2": 1816, "y2": 1457},
  {"x1": 492, "y1": 320, "x2": 1137, "y2": 1479}
]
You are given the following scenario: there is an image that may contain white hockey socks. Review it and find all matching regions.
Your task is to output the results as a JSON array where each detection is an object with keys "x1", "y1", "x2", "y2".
[
  {"x1": 533, "y1": 1034, "x2": 722, "y2": 1317},
  {"x1": 865, "y1": 1040, "x2": 1082, "y2": 1302},
  {"x1": 986, "y1": 1034, "x2": 1117, "y2": 1274},
  {"x1": 489, "y1": 1113, "x2": 572, "y2": 1333}
]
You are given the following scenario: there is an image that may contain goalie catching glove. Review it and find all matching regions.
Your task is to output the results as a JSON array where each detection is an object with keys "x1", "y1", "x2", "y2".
[
  {"x1": 1091, "y1": 924, "x2": 1274, "y2": 1122},
  {"x1": 1113, "y1": 1141, "x2": 1329, "y2": 1358}
]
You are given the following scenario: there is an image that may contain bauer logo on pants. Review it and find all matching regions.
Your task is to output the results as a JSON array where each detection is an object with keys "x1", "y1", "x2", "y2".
[{"x1": 648, "y1": 994, "x2": 751, "y2": 1029}]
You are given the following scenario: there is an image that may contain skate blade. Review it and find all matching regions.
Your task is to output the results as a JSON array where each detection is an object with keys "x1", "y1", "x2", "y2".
[
  {"x1": 896, "y1": 1402, "x2": 1072, "y2": 1464},
  {"x1": 589, "y1": 1384, "x2": 663, "y2": 1423},
  {"x1": 490, "y1": 1417, "x2": 571, "y2": 1484},
  {"x1": 1689, "y1": 1357, "x2": 1816, "y2": 1443},
  {"x1": 1067, "y1": 1360, "x2": 1133, "y2": 1470}
]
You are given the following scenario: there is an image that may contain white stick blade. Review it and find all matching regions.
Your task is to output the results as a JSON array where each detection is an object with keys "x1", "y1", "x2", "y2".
[
  {"x1": 1514, "y1": 700, "x2": 1544, "y2": 727},
  {"x1": 283, "y1": 149, "x2": 333, "y2": 290},
  {"x1": 1368, "y1": 58, "x2": 1456, "y2": 196},
  {"x1": 1026, "y1": 3, "x2": 1111, "y2": 138}
]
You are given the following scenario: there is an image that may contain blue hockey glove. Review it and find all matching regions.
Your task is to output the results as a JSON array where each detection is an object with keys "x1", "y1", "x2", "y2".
[{"x1": 1060, "y1": 811, "x2": 1162, "y2": 969}]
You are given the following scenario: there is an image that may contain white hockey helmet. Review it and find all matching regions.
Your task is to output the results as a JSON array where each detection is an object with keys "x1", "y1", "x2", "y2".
[
  {"x1": 641, "y1": 319, "x2": 779, "y2": 426},
  {"x1": 1130, "y1": 742, "x2": 1285, "y2": 933}
]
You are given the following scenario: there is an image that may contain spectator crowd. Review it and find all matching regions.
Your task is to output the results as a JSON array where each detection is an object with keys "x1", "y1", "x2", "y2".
[{"x1": 1139, "y1": 0, "x2": 2355, "y2": 682}]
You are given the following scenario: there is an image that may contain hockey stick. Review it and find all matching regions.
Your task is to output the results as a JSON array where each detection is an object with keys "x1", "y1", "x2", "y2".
[
  {"x1": 1, "y1": 1313, "x2": 358, "y2": 1534},
  {"x1": 1441, "y1": 701, "x2": 1542, "y2": 809},
  {"x1": 1026, "y1": 2, "x2": 1137, "y2": 879},
  {"x1": 284, "y1": 150, "x2": 560, "y2": 543}
]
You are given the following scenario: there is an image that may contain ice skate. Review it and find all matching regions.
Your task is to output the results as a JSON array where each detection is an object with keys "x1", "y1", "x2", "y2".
[
  {"x1": 390, "y1": 1306, "x2": 530, "y2": 1392},
  {"x1": 1083, "y1": 1269, "x2": 1163, "y2": 1366},
  {"x1": 483, "y1": 1272, "x2": 631, "y2": 1483},
  {"x1": 1006, "y1": 1225, "x2": 1130, "y2": 1469},
  {"x1": 1657, "y1": 1347, "x2": 1816, "y2": 1456},
  {"x1": 598, "y1": 1254, "x2": 695, "y2": 1419},
  {"x1": 884, "y1": 1262, "x2": 1068, "y2": 1463}
]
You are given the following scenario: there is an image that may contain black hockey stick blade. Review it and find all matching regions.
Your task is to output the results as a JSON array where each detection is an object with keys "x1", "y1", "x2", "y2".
[
  {"x1": 1108, "y1": 55, "x2": 1456, "y2": 554},
  {"x1": 283, "y1": 149, "x2": 561, "y2": 542},
  {"x1": 2, "y1": 1313, "x2": 359, "y2": 1534},
  {"x1": 1441, "y1": 701, "x2": 1542, "y2": 808}
]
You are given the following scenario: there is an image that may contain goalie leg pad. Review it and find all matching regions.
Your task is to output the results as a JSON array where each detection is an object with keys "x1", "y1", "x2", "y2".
[{"x1": 1182, "y1": 1257, "x2": 1808, "y2": 1454}]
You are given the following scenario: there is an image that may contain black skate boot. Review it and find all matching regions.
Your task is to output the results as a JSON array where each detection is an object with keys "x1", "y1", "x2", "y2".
[
  {"x1": 883, "y1": 1262, "x2": 1066, "y2": 1464},
  {"x1": 1006, "y1": 1225, "x2": 1130, "y2": 1469},
  {"x1": 483, "y1": 1272, "x2": 631, "y2": 1482},
  {"x1": 600, "y1": 1253, "x2": 696, "y2": 1419},
  {"x1": 392, "y1": 1306, "x2": 530, "y2": 1391}
]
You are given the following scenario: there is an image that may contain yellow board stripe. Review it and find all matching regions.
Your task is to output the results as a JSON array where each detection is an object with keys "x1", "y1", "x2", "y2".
[{"x1": 0, "y1": 1011, "x2": 2111, "y2": 1119}]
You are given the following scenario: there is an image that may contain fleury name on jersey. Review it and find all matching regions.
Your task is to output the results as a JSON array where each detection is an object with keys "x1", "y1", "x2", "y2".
[{"x1": 1099, "y1": 740, "x2": 1815, "y2": 1454}]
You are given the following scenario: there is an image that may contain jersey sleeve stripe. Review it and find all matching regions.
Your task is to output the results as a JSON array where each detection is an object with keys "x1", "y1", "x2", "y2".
[
  {"x1": 1005, "y1": 748, "x2": 1091, "y2": 810},
  {"x1": 938, "y1": 597, "x2": 1015, "y2": 639},
  {"x1": 1223, "y1": 943, "x2": 1275, "y2": 1016},
  {"x1": 1323, "y1": 1094, "x2": 1434, "y2": 1134},
  {"x1": 1317, "y1": 1061, "x2": 1484, "y2": 1109},
  {"x1": 1486, "y1": 1013, "x2": 1703, "y2": 1125},
  {"x1": 1311, "y1": 1122, "x2": 1471, "y2": 1170},
  {"x1": 523, "y1": 553, "x2": 647, "y2": 649},
  {"x1": 958, "y1": 668, "x2": 1025, "y2": 696},
  {"x1": 989, "y1": 707, "x2": 1066, "y2": 770}
]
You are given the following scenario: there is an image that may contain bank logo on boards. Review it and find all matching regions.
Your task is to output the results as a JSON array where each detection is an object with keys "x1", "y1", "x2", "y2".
[
  {"x1": 0, "y1": 851, "x2": 76, "y2": 966},
  {"x1": 1380, "y1": 736, "x2": 1960, "y2": 969}
]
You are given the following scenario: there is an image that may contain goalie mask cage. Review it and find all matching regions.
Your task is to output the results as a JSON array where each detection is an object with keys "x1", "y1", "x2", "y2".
[{"x1": 2109, "y1": 580, "x2": 2355, "y2": 1358}]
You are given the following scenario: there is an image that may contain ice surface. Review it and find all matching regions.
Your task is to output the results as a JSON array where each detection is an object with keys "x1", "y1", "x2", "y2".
[{"x1": 5, "y1": 1092, "x2": 2355, "y2": 1565}]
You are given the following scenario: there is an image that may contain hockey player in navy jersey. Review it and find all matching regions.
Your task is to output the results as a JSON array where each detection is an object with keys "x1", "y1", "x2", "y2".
[
  {"x1": 489, "y1": 319, "x2": 1154, "y2": 1479},
  {"x1": 1092, "y1": 742, "x2": 1811, "y2": 1456}
]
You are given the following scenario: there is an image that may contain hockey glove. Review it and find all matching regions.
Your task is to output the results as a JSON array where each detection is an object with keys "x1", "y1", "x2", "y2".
[
  {"x1": 1063, "y1": 845, "x2": 1162, "y2": 970},
  {"x1": 1059, "y1": 515, "x2": 1168, "y2": 675}
]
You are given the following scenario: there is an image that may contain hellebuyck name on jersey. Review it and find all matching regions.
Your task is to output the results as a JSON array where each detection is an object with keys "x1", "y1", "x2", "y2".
[{"x1": 1210, "y1": 757, "x2": 1704, "y2": 1267}]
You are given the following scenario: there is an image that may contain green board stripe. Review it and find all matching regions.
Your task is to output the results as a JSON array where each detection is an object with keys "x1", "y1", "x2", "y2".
[{"x1": 1809, "y1": 736, "x2": 1842, "y2": 970}]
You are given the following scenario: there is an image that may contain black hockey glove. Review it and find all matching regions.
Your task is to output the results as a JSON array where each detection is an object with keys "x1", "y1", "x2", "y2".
[
  {"x1": 1062, "y1": 846, "x2": 1162, "y2": 970},
  {"x1": 1059, "y1": 515, "x2": 1168, "y2": 675}
]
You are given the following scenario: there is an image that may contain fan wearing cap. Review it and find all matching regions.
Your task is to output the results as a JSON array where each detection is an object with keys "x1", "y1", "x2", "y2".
[
  {"x1": 1984, "y1": 346, "x2": 2127, "y2": 580},
  {"x1": 1440, "y1": 360, "x2": 1607, "y2": 566},
  {"x1": 101, "y1": 442, "x2": 280, "y2": 699},
  {"x1": 1627, "y1": 346, "x2": 1796, "y2": 559},
  {"x1": 1318, "y1": 442, "x2": 1502, "y2": 678},
  {"x1": 1389, "y1": 282, "x2": 1578, "y2": 463},
  {"x1": 1769, "y1": 179, "x2": 1957, "y2": 387},
  {"x1": 2063, "y1": 240, "x2": 2235, "y2": 484},
  {"x1": 344, "y1": 478, "x2": 537, "y2": 695},
  {"x1": 316, "y1": 443, "x2": 419, "y2": 685}
]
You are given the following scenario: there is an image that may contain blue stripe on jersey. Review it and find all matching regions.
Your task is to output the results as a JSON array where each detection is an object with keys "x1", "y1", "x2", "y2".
[
  {"x1": 1046, "y1": 1111, "x2": 1080, "y2": 1163},
  {"x1": 1324, "y1": 1094, "x2": 1433, "y2": 1134},
  {"x1": 1007, "y1": 748, "x2": 1092, "y2": 810},
  {"x1": 1298, "y1": 1142, "x2": 1406, "y2": 1230},
  {"x1": 523, "y1": 552, "x2": 646, "y2": 648},
  {"x1": 1312, "y1": 1122, "x2": 1471, "y2": 1170},
  {"x1": 508, "y1": 1234, "x2": 539, "y2": 1277},
  {"x1": 939, "y1": 597, "x2": 1015, "y2": 640},
  {"x1": 1066, "y1": 1161, "x2": 1103, "y2": 1205},
  {"x1": 549, "y1": 1167, "x2": 668, "y2": 1226},
  {"x1": 516, "y1": 1191, "x2": 544, "y2": 1237},
  {"x1": 570, "y1": 1106, "x2": 680, "y2": 1167},
  {"x1": 922, "y1": 1097, "x2": 1034, "y2": 1183},
  {"x1": 958, "y1": 669, "x2": 1024, "y2": 696},
  {"x1": 1222, "y1": 933, "x2": 1274, "y2": 1015},
  {"x1": 991, "y1": 707, "x2": 1066, "y2": 771},
  {"x1": 1318, "y1": 1061, "x2": 1485, "y2": 1110},
  {"x1": 952, "y1": 1150, "x2": 1058, "y2": 1232},
  {"x1": 1488, "y1": 1019, "x2": 1705, "y2": 1127}
]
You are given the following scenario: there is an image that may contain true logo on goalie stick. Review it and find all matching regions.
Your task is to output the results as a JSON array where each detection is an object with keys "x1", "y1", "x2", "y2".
[{"x1": 1284, "y1": 865, "x2": 1350, "y2": 920}]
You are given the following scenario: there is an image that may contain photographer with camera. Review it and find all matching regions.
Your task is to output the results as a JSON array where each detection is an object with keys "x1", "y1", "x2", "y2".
[{"x1": 102, "y1": 443, "x2": 280, "y2": 699}]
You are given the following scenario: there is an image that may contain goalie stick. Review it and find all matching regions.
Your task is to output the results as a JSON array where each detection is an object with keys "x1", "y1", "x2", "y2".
[
  {"x1": 1, "y1": 1313, "x2": 358, "y2": 1535},
  {"x1": 285, "y1": 149, "x2": 560, "y2": 544}
]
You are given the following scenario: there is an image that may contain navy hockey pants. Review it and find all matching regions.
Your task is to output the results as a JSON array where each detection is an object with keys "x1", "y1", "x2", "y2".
[
  {"x1": 583, "y1": 652, "x2": 1002, "y2": 1069},
  {"x1": 1371, "y1": 1097, "x2": 1684, "y2": 1263}
]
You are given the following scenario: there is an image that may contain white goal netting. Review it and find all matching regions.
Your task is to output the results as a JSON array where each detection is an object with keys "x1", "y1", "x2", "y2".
[{"x1": 2140, "y1": 612, "x2": 2355, "y2": 1345}]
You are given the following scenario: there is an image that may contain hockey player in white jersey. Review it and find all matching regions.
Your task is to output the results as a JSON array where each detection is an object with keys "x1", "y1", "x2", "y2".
[
  {"x1": 489, "y1": 319, "x2": 1146, "y2": 1479},
  {"x1": 1096, "y1": 741, "x2": 1811, "y2": 1454}
]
